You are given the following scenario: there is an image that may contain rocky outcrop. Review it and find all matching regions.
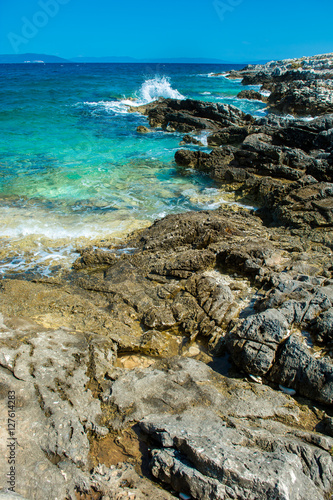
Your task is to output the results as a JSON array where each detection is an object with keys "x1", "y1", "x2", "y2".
[
  {"x1": 110, "y1": 357, "x2": 333, "y2": 500},
  {"x1": 131, "y1": 97, "x2": 254, "y2": 133},
  {"x1": 0, "y1": 315, "x2": 178, "y2": 499},
  {"x1": 1, "y1": 205, "x2": 333, "y2": 498},
  {"x1": 172, "y1": 107, "x2": 333, "y2": 230},
  {"x1": 226, "y1": 52, "x2": 333, "y2": 116},
  {"x1": 268, "y1": 80, "x2": 333, "y2": 116},
  {"x1": 237, "y1": 89, "x2": 267, "y2": 102},
  {"x1": 2, "y1": 52, "x2": 333, "y2": 500}
]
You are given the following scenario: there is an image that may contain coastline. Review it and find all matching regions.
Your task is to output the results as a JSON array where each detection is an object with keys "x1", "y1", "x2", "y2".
[{"x1": 1, "y1": 53, "x2": 333, "y2": 499}]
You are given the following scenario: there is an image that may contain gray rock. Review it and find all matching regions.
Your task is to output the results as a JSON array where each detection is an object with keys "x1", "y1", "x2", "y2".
[
  {"x1": 0, "y1": 492, "x2": 30, "y2": 500},
  {"x1": 269, "y1": 335, "x2": 333, "y2": 404},
  {"x1": 0, "y1": 327, "x2": 113, "y2": 499},
  {"x1": 226, "y1": 309, "x2": 290, "y2": 375},
  {"x1": 139, "y1": 408, "x2": 333, "y2": 500},
  {"x1": 311, "y1": 307, "x2": 333, "y2": 343}
]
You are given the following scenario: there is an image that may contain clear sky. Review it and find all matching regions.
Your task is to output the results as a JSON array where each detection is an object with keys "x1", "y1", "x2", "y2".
[{"x1": 0, "y1": 0, "x2": 332, "y2": 62}]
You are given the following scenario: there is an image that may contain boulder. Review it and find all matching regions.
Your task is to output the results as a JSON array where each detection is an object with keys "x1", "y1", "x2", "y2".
[
  {"x1": 226, "y1": 309, "x2": 290, "y2": 375},
  {"x1": 136, "y1": 125, "x2": 150, "y2": 133},
  {"x1": 237, "y1": 89, "x2": 267, "y2": 101},
  {"x1": 269, "y1": 335, "x2": 333, "y2": 405}
]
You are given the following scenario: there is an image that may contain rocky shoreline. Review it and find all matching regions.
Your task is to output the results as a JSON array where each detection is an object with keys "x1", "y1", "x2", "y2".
[{"x1": 1, "y1": 53, "x2": 333, "y2": 500}]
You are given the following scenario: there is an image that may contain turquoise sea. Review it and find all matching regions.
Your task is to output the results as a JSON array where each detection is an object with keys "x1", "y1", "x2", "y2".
[{"x1": 0, "y1": 63, "x2": 267, "y2": 276}]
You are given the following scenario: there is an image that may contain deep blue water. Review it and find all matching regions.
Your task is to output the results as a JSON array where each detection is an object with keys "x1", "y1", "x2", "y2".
[{"x1": 0, "y1": 63, "x2": 266, "y2": 274}]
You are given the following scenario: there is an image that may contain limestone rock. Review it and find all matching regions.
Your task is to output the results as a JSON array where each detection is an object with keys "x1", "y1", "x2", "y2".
[
  {"x1": 269, "y1": 335, "x2": 333, "y2": 405},
  {"x1": 226, "y1": 309, "x2": 290, "y2": 375}
]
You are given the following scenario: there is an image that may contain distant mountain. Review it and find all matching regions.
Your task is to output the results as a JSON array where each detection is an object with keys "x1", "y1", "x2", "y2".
[
  {"x1": 70, "y1": 56, "x2": 240, "y2": 64},
  {"x1": 70, "y1": 56, "x2": 138, "y2": 63},
  {"x1": 0, "y1": 53, "x2": 69, "y2": 63},
  {"x1": 144, "y1": 57, "x2": 234, "y2": 64},
  {"x1": 0, "y1": 53, "x2": 269, "y2": 65}
]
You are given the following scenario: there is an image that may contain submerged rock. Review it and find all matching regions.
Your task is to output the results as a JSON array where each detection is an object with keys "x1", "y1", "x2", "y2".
[{"x1": 136, "y1": 125, "x2": 150, "y2": 133}]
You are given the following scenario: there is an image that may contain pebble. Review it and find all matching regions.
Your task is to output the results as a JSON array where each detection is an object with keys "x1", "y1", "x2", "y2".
[
  {"x1": 279, "y1": 385, "x2": 296, "y2": 396},
  {"x1": 179, "y1": 494, "x2": 192, "y2": 500},
  {"x1": 187, "y1": 346, "x2": 200, "y2": 357},
  {"x1": 248, "y1": 374, "x2": 262, "y2": 384}
]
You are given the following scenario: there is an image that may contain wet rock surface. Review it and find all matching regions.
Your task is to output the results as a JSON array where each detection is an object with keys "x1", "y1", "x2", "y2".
[
  {"x1": 1, "y1": 52, "x2": 333, "y2": 499},
  {"x1": 130, "y1": 97, "x2": 254, "y2": 133}
]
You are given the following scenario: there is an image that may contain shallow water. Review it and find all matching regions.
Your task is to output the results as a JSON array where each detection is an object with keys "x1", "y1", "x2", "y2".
[{"x1": 0, "y1": 63, "x2": 266, "y2": 275}]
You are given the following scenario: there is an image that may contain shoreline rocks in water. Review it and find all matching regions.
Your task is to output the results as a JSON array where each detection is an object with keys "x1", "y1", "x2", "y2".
[
  {"x1": 225, "y1": 52, "x2": 333, "y2": 116},
  {"x1": 237, "y1": 89, "x2": 268, "y2": 102},
  {"x1": 1, "y1": 52, "x2": 333, "y2": 500}
]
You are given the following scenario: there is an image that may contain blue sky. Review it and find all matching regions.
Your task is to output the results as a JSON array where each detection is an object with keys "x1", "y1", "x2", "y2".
[{"x1": 1, "y1": 0, "x2": 333, "y2": 62}]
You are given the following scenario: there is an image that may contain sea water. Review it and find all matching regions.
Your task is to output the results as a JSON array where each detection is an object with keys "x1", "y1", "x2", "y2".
[{"x1": 0, "y1": 63, "x2": 266, "y2": 276}]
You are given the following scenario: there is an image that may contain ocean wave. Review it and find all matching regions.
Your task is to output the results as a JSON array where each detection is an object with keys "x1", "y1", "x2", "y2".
[
  {"x1": 83, "y1": 76, "x2": 185, "y2": 115},
  {"x1": 207, "y1": 72, "x2": 230, "y2": 78},
  {"x1": 137, "y1": 75, "x2": 184, "y2": 103},
  {"x1": 285, "y1": 114, "x2": 317, "y2": 122}
]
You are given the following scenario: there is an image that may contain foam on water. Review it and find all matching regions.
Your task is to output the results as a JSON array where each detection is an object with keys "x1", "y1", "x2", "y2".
[
  {"x1": 83, "y1": 75, "x2": 185, "y2": 115},
  {"x1": 1, "y1": 64, "x2": 266, "y2": 277},
  {"x1": 285, "y1": 114, "x2": 317, "y2": 121},
  {"x1": 137, "y1": 75, "x2": 185, "y2": 103},
  {"x1": 207, "y1": 72, "x2": 230, "y2": 78}
]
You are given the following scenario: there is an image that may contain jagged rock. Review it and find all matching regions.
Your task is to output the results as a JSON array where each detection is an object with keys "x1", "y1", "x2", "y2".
[
  {"x1": 311, "y1": 307, "x2": 333, "y2": 344},
  {"x1": 237, "y1": 89, "x2": 267, "y2": 101},
  {"x1": 226, "y1": 309, "x2": 290, "y2": 375},
  {"x1": 73, "y1": 247, "x2": 117, "y2": 269},
  {"x1": 107, "y1": 357, "x2": 333, "y2": 499},
  {"x1": 179, "y1": 134, "x2": 204, "y2": 146},
  {"x1": 133, "y1": 98, "x2": 253, "y2": 133},
  {"x1": 269, "y1": 335, "x2": 333, "y2": 405},
  {"x1": 144, "y1": 411, "x2": 333, "y2": 500},
  {"x1": 0, "y1": 321, "x2": 114, "y2": 499},
  {"x1": 275, "y1": 182, "x2": 333, "y2": 228},
  {"x1": 268, "y1": 80, "x2": 333, "y2": 116},
  {"x1": 207, "y1": 125, "x2": 249, "y2": 146},
  {"x1": 227, "y1": 53, "x2": 333, "y2": 115}
]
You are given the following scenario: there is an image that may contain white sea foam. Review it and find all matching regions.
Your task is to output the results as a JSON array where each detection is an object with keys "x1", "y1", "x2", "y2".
[
  {"x1": 83, "y1": 76, "x2": 185, "y2": 115},
  {"x1": 285, "y1": 114, "x2": 317, "y2": 121},
  {"x1": 137, "y1": 76, "x2": 184, "y2": 103},
  {"x1": 207, "y1": 72, "x2": 230, "y2": 78},
  {"x1": 193, "y1": 130, "x2": 210, "y2": 146}
]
